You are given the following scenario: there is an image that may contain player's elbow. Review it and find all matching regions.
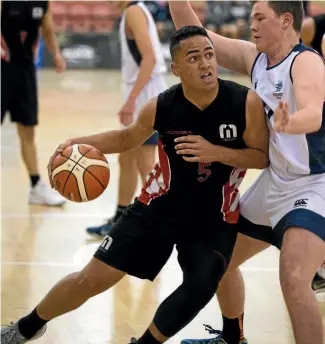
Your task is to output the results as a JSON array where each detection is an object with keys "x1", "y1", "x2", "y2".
[
  {"x1": 256, "y1": 153, "x2": 270, "y2": 169},
  {"x1": 145, "y1": 53, "x2": 156, "y2": 67}
]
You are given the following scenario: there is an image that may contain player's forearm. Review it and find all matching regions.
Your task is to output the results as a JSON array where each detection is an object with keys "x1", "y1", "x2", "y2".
[
  {"x1": 42, "y1": 25, "x2": 60, "y2": 57},
  {"x1": 169, "y1": 1, "x2": 202, "y2": 29},
  {"x1": 127, "y1": 55, "x2": 156, "y2": 100},
  {"x1": 70, "y1": 130, "x2": 135, "y2": 155},
  {"x1": 285, "y1": 108, "x2": 322, "y2": 134},
  {"x1": 214, "y1": 146, "x2": 269, "y2": 169}
]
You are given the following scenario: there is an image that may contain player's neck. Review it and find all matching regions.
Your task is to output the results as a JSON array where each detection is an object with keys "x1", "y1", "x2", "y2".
[
  {"x1": 267, "y1": 34, "x2": 300, "y2": 68},
  {"x1": 183, "y1": 83, "x2": 219, "y2": 111}
]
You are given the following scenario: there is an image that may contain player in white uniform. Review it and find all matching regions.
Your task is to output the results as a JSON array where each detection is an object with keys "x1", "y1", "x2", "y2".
[
  {"x1": 170, "y1": 1, "x2": 325, "y2": 344},
  {"x1": 87, "y1": 1, "x2": 167, "y2": 236}
]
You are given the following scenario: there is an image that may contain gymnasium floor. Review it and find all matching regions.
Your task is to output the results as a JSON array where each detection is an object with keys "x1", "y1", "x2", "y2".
[{"x1": 1, "y1": 70, "x2": 325, "y2": 344}]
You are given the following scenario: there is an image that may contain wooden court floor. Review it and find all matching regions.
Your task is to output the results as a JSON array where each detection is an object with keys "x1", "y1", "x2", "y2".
[{"x1": 1, "y1": 70, "x2": 325, "y2": 344}]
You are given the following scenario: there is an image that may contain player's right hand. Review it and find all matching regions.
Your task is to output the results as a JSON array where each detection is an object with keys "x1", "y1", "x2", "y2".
[{"x1": 47, "y1": 140, "x2": 72, "y2": 188}]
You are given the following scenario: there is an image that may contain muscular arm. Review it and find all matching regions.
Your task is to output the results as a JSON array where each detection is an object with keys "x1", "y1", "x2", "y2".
[
  {"x1": 285, "y1": 51, "x2": 325, "y2": 134},
  {"x1": 169, "y1": 0, "x2": 258, "y2": 75},
  {"x1": 125, "y1": 5, "x2": 157, "y2": 100},
  {"x1": 69, "y1": 98, "x2": 157, "y2": 154},
  {"x1": 213, "y1": 91, "x2": 269, "y2": 169},
  {"x1": 41, "y1": 3, "x2": 61, "y2": 57}
]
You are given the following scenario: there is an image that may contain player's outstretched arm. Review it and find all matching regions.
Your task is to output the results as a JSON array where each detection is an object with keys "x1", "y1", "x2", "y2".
[
  {"x1": 169, "y1": 0, "x2": 258, "y2": 75},
  {"x1": 275, "y1": 52, "x2": 324, "y2": 134},
  {"x1": 70, "y1": 97, "x2": 157, "y2": 154},
  {"x1": 47, "y1": 98, "x2": 157, "y2": 187}
]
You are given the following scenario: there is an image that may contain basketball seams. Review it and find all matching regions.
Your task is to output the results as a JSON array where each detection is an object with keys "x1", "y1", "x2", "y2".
[
  {"x1": 63, "y1": 158, "x2": 85, "y2": 201},
  {"x1": 84, "y1": 166, "x2": 107, "y2": 189},
  {"x1": 51, "y1": 144, "x2": 109, "y2": 202}
]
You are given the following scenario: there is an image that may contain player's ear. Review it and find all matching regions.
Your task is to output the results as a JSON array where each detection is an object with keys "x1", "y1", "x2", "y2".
[
  {"x1": 282, "y1": 12, "x2": 292, "y2": 29},
  {"x1": 171, "y1": 62, "x2": 180, "y2": 78}
]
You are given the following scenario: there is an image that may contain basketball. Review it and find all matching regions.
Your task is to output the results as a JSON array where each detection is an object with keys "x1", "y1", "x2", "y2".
[{"x1": 51, "y1": 144, "x2": 110, "y2": 202}]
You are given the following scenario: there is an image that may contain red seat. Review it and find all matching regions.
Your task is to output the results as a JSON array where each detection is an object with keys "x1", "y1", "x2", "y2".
[
  {"x1": 91, "y1": 3, "x2": 115, "y2": 33},
  {"x1": 69, "y1": 2, "x2": 92, "y2": 33},
  {"x1": 51, "y1": 2, "x2": 70, "y2": 32}
]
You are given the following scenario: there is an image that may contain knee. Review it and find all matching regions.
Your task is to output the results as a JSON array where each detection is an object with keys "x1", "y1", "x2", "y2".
[
  {"x1": 137, "y1": 159, "x2": 154, "y2": 179},
  {"x1": 17, "y1": 125, "x2": 35, "y2": 144},
  {"x1": 75, "y1": 269, "x2": 110, "y2": 296},
  {"x1": 118, "y1": 151, "x2": 136, "y2": 168},
  {"x1": 280, "y1": 258, "x2": 310, "y2": 293},
  {"x1": 186, "y1": 271, "x2": 223, "y2": 306}
]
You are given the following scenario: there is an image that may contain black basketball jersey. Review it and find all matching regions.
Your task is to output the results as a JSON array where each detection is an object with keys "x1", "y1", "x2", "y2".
[
  {"x1": 1, "y1": 1, "x2": 49, "y2": 65},
  {"x1": 138, "y1": 79, "x2": 249, "y2": 224}
]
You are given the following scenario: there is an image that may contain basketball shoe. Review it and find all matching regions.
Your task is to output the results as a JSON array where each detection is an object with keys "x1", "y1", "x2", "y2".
[
  {"x1": 181, "y1": 325, "x2": 248, "y2": 344},
  {"x1": 28, "y1": 180, "x2": 66, "y2": 206},
  {"x1": 1, "y1": 322, "x2": 46, "y2": 343},
  {"x1": 86, "y1": 217, "x2": 114, "y2": 236}
]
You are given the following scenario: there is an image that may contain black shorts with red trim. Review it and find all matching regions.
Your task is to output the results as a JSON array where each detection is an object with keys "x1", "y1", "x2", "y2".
[
  {"x1": 94, "y1": 198, "x2": 238, "y2": 281},
  {"x1": 1, "y1": 62, "x2": 38, "y2": 126}
]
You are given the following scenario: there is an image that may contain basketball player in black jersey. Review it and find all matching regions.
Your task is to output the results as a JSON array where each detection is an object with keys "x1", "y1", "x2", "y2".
[
  {"x1": 1, "y1": 26, "x2": 269, "y2": 344},
  {"x1": 1, "y1": 1, "x2": 66, "y2": 206},
  {"x1": 301, "y1": 13, "x2": 325, "y2": 58}
]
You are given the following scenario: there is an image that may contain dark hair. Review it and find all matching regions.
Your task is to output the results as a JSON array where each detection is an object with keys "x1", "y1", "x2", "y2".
[
  {"x1": 169, "y1": 26, "x2": 212, "y2": 59},
  {"x1": 250, "y1": 1, "x2": 304, "y2": 32}
]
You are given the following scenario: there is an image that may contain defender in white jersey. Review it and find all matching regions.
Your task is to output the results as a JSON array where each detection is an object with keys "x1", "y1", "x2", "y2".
[
  {"x1": 87, "y1": 1, "x2": 167, "y2": 236},
  {"x1": 170, "y1": 1, "x2": 325, "y2": 344}
]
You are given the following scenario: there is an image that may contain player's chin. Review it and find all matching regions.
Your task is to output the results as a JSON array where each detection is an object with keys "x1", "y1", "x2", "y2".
[
  {"x1": 255, "y1": 40, "x2": 267, "y2": 53},
  {"x1": 200, "y1": 78, "x2": 217, "y2": 90}
]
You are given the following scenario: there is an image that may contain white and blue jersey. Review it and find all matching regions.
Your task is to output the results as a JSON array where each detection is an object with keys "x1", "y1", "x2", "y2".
[
  {"x1": 251, "y1": 44, "x2": 325, "y2": 180},
  {"x1": 239, "y1": 44, "x2": 325, "y2": 246}
]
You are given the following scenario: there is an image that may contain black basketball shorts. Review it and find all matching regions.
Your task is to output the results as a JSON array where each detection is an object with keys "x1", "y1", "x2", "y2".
[
  {"x1": 94, "y1": 199, "x2": 238, "y2": 281},
  {"x1": 1, "y1": 63, "x2": 38, "y2": 126}
]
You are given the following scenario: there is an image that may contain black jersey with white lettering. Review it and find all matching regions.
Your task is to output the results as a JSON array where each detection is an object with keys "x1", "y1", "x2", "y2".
[
  {"x1": 1, "y1": 1, "x2": 48, "y2": 65},
  {"x1": 138, "y1": 79, "x2": 249, "y2": 224}
]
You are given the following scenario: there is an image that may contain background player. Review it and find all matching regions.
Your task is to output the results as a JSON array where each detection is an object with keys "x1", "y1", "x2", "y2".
[
  {"x1": 1, "y1": 26, "x2": 269, "y2": 344},
  {"x1": 86, "y1": 0, "x2": 167, "y2": 236},
  {"x1": 1, "y1": 0, "x2": 66, "y2": 206},
  {"x1": 301, "y1": 13, "x2": 325, "y2": 57},
  {"x1": 170, "y1": 1, "x2": 325, "y2": 344}
]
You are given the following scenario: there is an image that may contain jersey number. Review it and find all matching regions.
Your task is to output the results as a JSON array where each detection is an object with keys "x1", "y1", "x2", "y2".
[{"x1": 197, "y1": 163, "x2": 212, "y2": 182}]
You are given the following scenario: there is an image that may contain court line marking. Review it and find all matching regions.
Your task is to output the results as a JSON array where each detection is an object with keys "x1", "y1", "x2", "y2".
[{"x1": 0, "y1": 261, "x2": 279, "y2": 271}]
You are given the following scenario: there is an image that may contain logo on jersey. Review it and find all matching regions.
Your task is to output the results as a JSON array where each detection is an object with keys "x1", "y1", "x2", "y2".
[
  {"x1": 273, "y1": 81, "x2": 283, "y2": 99},
  {"x1": 99, "y1": 235, "x2": 113, "y2": 251},
  {"x1": 293, "y1": 199, "x2": 308, "y2": 208},
  {"x1": 20, "y1": 31, "x2": 27, "y2": 44},
  {"x1": 219, "y1": 125, "x2": 237, "y2": 141},
  {"x1": 32, "y1": 7, "x2": 44, "y2": 19}
]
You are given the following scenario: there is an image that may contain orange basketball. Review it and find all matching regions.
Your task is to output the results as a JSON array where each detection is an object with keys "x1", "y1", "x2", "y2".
[{"x1": 51, "y1": 144, "x2": 110, "y2": 202}]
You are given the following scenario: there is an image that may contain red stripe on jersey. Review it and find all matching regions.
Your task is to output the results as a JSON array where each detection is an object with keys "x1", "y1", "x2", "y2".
[
  {"x1": 221, "y1": 167, "x2": 247, "y2": 224},
  {"x1": 138, "y1": 139, "x2": 171, "y2": 205},
  {"x1": 20, "y1": 31, "x2": 28, "y2": 44},
  {"x1": 1, "y1": 35, "x2": 10, "y2": 62}
]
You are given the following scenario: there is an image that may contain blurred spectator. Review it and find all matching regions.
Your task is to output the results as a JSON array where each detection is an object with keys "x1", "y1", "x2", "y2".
[{"x1": 206, "y1": 1, "x2": 250, "y2": 39}]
